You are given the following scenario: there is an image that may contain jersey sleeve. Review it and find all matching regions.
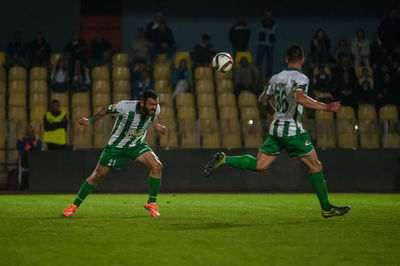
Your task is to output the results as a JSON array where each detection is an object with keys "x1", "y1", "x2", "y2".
[
  {"x1": 155, "y1": 104, "x2": 161, "y2": 116},
  {"x1": 293, "y1": 74, "x2": 309, "y2": 92},
  {"x1": 107, "y1": 101, "x2": 127, "y2": 116},
  {"x1": 264, "y1": 76, "x2": 275, "y2": 95}
]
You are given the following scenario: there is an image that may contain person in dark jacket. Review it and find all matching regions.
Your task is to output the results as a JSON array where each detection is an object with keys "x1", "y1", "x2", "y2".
[
  {"x1": 17, "y1": 126, "x2": 42, "y2": 168},
  {"x1": 229, "y1": 14, "x2": 251, "y2": 55},
  {"x1": 28, "y1": 32, "x2": 51, "y2": 67},
  {"x1": 191, "y1": 34, "x2": 215, "y2": 67},
  {"x1": 377, "y1": 8, "x2": 400, "y2": 62},
  {"x1": 153, "y1": 21, "x2": 175, "y2": 61}
]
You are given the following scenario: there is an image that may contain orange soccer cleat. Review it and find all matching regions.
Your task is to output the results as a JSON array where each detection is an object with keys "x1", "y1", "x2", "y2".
[
  {"x1": 63, "y1": 204, "x2": 78, "y2": 217},
  {"x1": 144, "y1": 201, "x2": 160, "y2": 217}
]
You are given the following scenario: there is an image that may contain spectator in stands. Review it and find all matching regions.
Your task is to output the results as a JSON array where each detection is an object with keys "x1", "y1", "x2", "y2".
[
  {"x1": 358, "y1": 67, "x2": 374, "y2": 88},
  {"x1": 7, "y1": 31, "x2": 28, "y2": 67},
  {"x1": 131, "y1": 27, "x2": 150, "y2": 65},
  {"x1": 17, "y1": 126, "x2": 42, "y2": 168},
  {"x1": 145, "y1": 10, "x2": 164, "y2": 43},
  {"x1": 256, "y1": 11, "x2": 276, "y2": 79},
  {"x1": 132, "y1": 69, "x2": 154, "y2": 99},
  {"x1": 332, "y1": 55, "x2": 356, "y2": 84},
  {"x1": 377, "y1": 8, "x2": 400, "y2": 63},
  {"x1": 90, "y1": 31, "x2": 112, "y2": 67},
  {"x1": 312, "y1": 66, "x2": 331, "y2": 93},
  {"x1": 64, "y1": 30, "x2": 88, "y2": 68},
  {"x1": 357, "y1": 80, "x2": 376, "y2": 104},
  {"x1": 309, "y1": 28, "x2": 331, "y2": 66},
  {"x1": 43, "y1": 99, "x2": 68, "y2": 150},
  {"x1": 153, "y1": 21, "x2": 175, "y2": 61},
  {"x1": 172, "y1": 58, "x2": 190, "y2": 98},
  {"x1": 333, "y1": 71, "x2": 358, "y2": 109},
  {"x1": 334, "y1": 39, "x2": 351, "y2": 64},
  {"x1": 234, "y1": 56, "x2": 259, "y2": 95},
  {"x1": 351, "y1": 29, "x2": 370, "y2": 68},
  {"x1": 28, "y1": 32, "x2": 51, "y2": 67},
  {"x1": 131, "y1": 62, "x2": 147, "y2": 83},
  {"x1": 376, "y1": 72, "x2": 397, "y2": 108},
  {"x1": 70, "y1": 59, "x2": 90, "y2": 92},
  {"x1": 229, "y1": 14, "x2": 251, "y2": 55},
  {"x1": 374, "y1": 63, "x2": 391, "y2": 88},
  {"x1": 191, "y1": 34, "x2": 215, "y2": 67},
  {"x1": 50, "y1": 57, "x2": 69, "y2": 93},
  {"x1": 370, "y1": 33, "x2": 386, "y2": 66}
]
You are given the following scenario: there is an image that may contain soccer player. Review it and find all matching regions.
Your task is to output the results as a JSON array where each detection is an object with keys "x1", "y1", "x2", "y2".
[
  {"x1": 204, "y1": 45, "x2": 350, "y2": 218},
  {"x1": 63, "y1": 90, "x2": 166, "y2": 217}
]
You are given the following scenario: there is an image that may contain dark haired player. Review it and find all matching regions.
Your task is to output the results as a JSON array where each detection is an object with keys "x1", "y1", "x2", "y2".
[
  {"x1": 63, "y1": 90, "x2": 166, "y2": 217},
  {"x1": 205, "y1": 45, "x2": 350, "y2": 218}
]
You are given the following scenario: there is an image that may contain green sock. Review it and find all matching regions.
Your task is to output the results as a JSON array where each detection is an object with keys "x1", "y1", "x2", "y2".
[
  {"x1": 309, "y1": 171, "x2": 332, "y2": 211},
  {"x1": 73, "y1": 181, "x2": 96, "y2": 207},
  {"x1": 148, "y1": 176, "x2": 161, "y2": 203},
  {"x1": 224, "y1": 155, "x2": 257, "y2": 171}
]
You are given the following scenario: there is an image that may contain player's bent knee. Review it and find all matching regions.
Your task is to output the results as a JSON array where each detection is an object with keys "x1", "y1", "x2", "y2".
[
  {"x1": 151, "y1": 162, "x2": 163, "y2": 175},
  {"x1": 88, "y1": 170, "x2": 105, "y2": 184},
  {"x1": 311, "y1": 161, "x2": 323, "y2": 173}
]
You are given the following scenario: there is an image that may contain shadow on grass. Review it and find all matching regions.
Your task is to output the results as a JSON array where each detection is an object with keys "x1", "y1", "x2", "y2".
[{"x1": 171, "y1": 222, "x2": 263, "y2": 231}]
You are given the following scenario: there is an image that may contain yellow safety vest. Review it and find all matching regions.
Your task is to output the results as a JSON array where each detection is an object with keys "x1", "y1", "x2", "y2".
[{"x1": 43, "y1": 111, "x2": 67, "y2": 145}]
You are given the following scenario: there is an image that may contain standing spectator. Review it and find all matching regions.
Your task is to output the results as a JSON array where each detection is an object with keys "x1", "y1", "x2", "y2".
[
  {"x1": 309, "y1": 28, "x2": 331, "y2": 66},
  {"x1": 17, "y1": 126, "x2": 42, "y2": 168},
  {"x1": 50, "y1": 57, "x2": 69, "y2": 93},
  {"x1": 334, "y1": 39, "x2": 351, "y2": 64},
  {"x1": 351, "y1": 29, "x2": 370, "y2": 68},
  {"x1": 172, "y1": 58, "x2": 191, "y2": 98},
  {"x1": 256, "y1": 11, "x2": 276, "y2": 79},
  {"x1": 370, "y1": 33, "x2": 386, "y2": 66},
  {"x1": 64, "y1": 30, "x2": 88, "y2": 68},
  {"x1": 43, "y1": 99, "x2": 68, "y2": 150},
  {"x1": 312, "y1": 66, "x2": 331, "y2": 93},
  {"x1": 7, "y1": 31, "x2": 28, "y2": 67},
  {"x1": 358, "y1": 67, "x2": 374, "y2": 88},
  {"x1": 28, "y1": 32, "x2": 51, "y2": 67},
  {"x1": 333, "y1": 71, "x2": 358, "y2": 109},
  {"x1": 229, "y1": 14, "x2": 251, "y2": 55},
  {"x1": 377, "y1": 8, "x2": 400, "y2": 63},
  {"x1": 132, "y1": 70, "x2": 154, "y2": 99},
  {"x1": 234, "y1": 56, "x2": 259, "y2": 95},
  {"x1": 145, "y1": 10, "x2": 164, "y2": 43},
  {"x1": 70, "y1": 59, "x2": 90, "y2": 92},
  {"x1": 90, "y1": 31, "x2": 112, "y2": 67},
  {"x1": 191, "y1": 34, "x2": 215, "y2": 67},
  {"x1": 153, "y1": 21, "x2": 175, "y2": 61},
  {"x1": 131, "y1": 27, "x2": 150, "y2": 65},
  {"x1": 357, "y1": 80, "x2": 376, "y2": 104}
]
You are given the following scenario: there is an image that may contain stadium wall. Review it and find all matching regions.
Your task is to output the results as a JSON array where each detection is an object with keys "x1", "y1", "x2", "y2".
[{"x1": 29, "y1": 149, "x2": 400, "y2": 193}]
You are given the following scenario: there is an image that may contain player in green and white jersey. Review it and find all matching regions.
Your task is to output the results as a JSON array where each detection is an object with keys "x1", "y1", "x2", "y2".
[
  {"x1": 204, "y1": 45, "x2": 350, "y2": 218},
  {"x1": 63, "y1": 91, "x2": 166, "y2": 217}
]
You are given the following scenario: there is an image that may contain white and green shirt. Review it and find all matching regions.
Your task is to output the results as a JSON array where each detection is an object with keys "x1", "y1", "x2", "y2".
[
  {"x1": 265, "y1": 67, "x2": 309, "y2": 138},
  {"x1": 106, "y1": 100, "x2": 160, "y2": 148}
]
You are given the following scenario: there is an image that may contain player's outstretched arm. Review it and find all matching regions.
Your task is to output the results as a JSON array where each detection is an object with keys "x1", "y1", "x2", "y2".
[
  {"x1": 258, "y1": 91, "x2": 275, "y2": 115},
  {"x1": 295, "y1": 91, "x2": 340, "y2": 112},
  {"x1": 153, "y1": 117, "x2": 167, "y2": 135},
  {"x1": 78, "y1": 107, "x2": 108, "y2": 126}
]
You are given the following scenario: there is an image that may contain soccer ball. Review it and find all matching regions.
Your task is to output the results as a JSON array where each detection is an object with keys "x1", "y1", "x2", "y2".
[{"x1": 212, "y1": 52, "x2": 233, "y2": 73}]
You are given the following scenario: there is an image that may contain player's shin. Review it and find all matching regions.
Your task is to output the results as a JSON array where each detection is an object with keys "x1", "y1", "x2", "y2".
[
  {"x1": 148, "y1": 176, "x2": 161, "y2": 203},
  {"x1": 73, "y1": 180, "x2": 96, "y2": 207},
  {"x1": 225, "y1": 155, "x2": 257, "y2": 170},
  {"x1": 309, "y1": 171, "x2": 332, "y2": 211}
]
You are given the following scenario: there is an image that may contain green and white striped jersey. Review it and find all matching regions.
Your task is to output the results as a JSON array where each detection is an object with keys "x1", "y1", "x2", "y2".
[
  {"x1": 106, "y1": 100, "x2": 160, "y2": 148},
  {"x1": 265, "y1": 67, "x2": 309, "y2": 138}
]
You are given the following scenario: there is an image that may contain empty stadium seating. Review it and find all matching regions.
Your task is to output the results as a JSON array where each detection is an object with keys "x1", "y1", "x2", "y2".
[
  {"x1": 9, "y1": 66, "x2": 27, "y2": 81},
  {"x1": 112, "y1": 53, "x2": 129, "y2": 67},
  {"x1": 315, "y1": 110, "x2": 336, "y2": 147},
  {"x1": 194, "y1": 67, "x2": 213, "y2": 80},
  {"x1": 358, "y1": 104, "x2": 379, "y2": 148},
  {"x1": 216, "y1": 79, "x2": 234, "y2": 94},
  {"x1": 154, "y1": 64, "x2": 171, "y2": 80},
  {"x1": 30, "y1": 67, "x2": 47, "y2": 80},
  {"x1": 113, "y1": 80, "x2": 130, "y2": 94},
  {"x1": 218, "y1": 93, "x2": 236, "y2": 107},
  {"x1": 197, "y1": 93, "x2": 215, "y2": 107},
  {"x1": 92, "y1": 66, "x2": 110, "y2": 80},
  {"x1": 196, "y1": 79, "x2": 214, "y2": 94},
  {"x1": 176, "y1": 93, "x2": 194, "y2": 107},
  {"x1": 93, "y1": 80, "x2": 111, "y2": 94},
  {"x1": 238, "y1": 91, "x2": 257, "y2": 108}
]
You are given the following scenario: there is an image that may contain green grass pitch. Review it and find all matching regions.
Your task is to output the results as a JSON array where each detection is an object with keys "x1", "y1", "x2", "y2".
[{"x1": 0, "y1": 193, "x2": 399, "y2": 266}]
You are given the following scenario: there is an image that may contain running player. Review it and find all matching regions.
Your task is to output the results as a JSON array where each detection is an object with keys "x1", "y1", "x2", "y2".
[
  {"x1": 63, "y1": 90, "x2": 166, "y2": 217},
  {"x1": 204, "y1": 45, "x2": 350, "y2": 218}
]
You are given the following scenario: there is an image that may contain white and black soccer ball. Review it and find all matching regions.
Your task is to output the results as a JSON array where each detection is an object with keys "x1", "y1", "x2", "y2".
[{"x1": 212, "y1": 52, "x2": 233, "y2": 73}]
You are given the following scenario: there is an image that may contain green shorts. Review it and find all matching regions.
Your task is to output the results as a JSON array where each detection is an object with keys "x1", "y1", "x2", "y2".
[
  {"x1": 260, "y1": 133, "x2": 314, "y2": 157},
  {"x1": 98, "y1": 142, "x2": 153, "y2": 169}
]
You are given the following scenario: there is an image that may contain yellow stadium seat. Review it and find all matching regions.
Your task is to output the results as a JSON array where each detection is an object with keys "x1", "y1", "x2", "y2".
[
  {"x1": 154, "y1": 64, "x2": 171, "y2": 80},
  {"x1": 316, "y1": 119, "x2": 336, "y2": 148},
  {"x1": 356, "y1": 66, "x2": 373, "y2": 78},
  {"x1": 0, "y1": 51, "x2": 6, "y2": 66},
  {"x1": 314, "y1": 91, "x2": 333, "y2": 102},
  {"x1": 215, "y1": 69, "x2": 233, "y2": 80},
  {"x1": 240, "y1": 107, "x2": 260, "y2": 120},
  {"x1": 202, "y1": 134, "x2": 221, "y2": 148},
  {"x1": 51, "y1": 92, "x2": 69, "y2": 110},
  {"x1": 30, "y1": 67, "x2": 47, "y2": 80},
  {"x1": 159, "y1": 119, "x2": 178, "y2": 147},
  {"x1": 179, "y1": 121, "x2": 197, "y2": 148},
  {"x1": 71, "y1": 106, "x2": 90, "y2": 121},
  {"x1": 359, "y1": 120, "x2": 379, "y2": 148},
  {"x1": 238, "y1": 91, "x2": 257, "y2": 108},
  {"x1": 112, "y1": 53, "x2": 129, "y2": 67},
  {"x1": 0, "y1": 93, "x2": 5, "y2": 108},
  {"x1": 9, "y1": 92, "x2": 26, "y2": 106},
  {"x1": 200, "y1": 119, "x2": 220, "y2": 135},
  {"x1": 358, "y1": 104, "x2": 377, "y2": 120},
  {"x1": 155, "y1": 80, "x2": 172, "y2": 93},
  {"x1": 241, "y1": 119, "x2": 263, "y2": 148},
  {"x1": 30, "y1": 105, "x2": 47, "y2": 120},
  {"x1": 112, "y1": 66, "x2": 130, "y2": 80},
  {"x1": 0, "y1": 120, "x2": 6, "y2": 134},
  {"x1": 177, "y1": 107, "x2": 196, "y2": 120},
  {"x1": 196, "y1": 79, "x2": 214, "y2": 94},
  {"x1": 235, "y1": 51, "x2": 252, "y2": 66},
  {"x1": 157, "y1": 53, "x2": 167, "y2": 63},
  {"x1": 175, "y1": 92, "x2": 194, "y2": 107},
  {"x1": 71, "y1": 93, "x2": 90, "y2": 107},
  {"x1": 158, "y1": 106, "x2": 175, "y2": 120},
  {"x1": 198, "y1": 107, "x2": 217, "y2": 120},
  {"x1": 315, "y1": 110, "x2": 334, "y2": 120},
  {"x1": 92, "y1": 93, "x2": 110, "y2": 110},
  {"x1": 218, "y1": 93, "x2": 236, "y2": 107},
  {"x1": 219, "y1": 106, "x2": 239, "y2": 120},
  {"x1": 0, "y1": 66, "x2": 6, "y2": 81},
  {"x1": 220, "y1": 119, "x2": 241, "y2": 149},
  {"x1": 379, "y1": 105, "x2": 398, "y2": 121},
  {"x1": 9, "y1": 80, "x2": 27, "y2": 94},
  {"x1": 9, "y1": 65, "x2": 27, "y2": 80},
  {"x1": 30, "y1": 80, "x2": 47, "y2": 94},
  {"x1": 195, "y1": 67, "x2": 213, "y2": 80},
  {"x1": 158, "y1": 93, "x2": 173, "y2": 107},
  {"x1": 336, "y1": 106, "x2": 355, "y2": 120},
  {"x1": 216, "y1": 79, "x2": 234, "y2": 94},
  {"x1": 92, "y1": 66, "x2": 110, "y2": 80},
  {"x1": 145, "y1": 124, "x2": 157, "y2": 147},
  {"x1": 337, "y1": 120, "x2": 357, "y2": 148},
  {"x1": 30, "y1": 93, "x2": 47, "y2": 106},
  {"x1": 92, "y1": 80, "x2": 110, "y2": 94},
  {"x1": 50, "y1": 53, "x2": 62, "y2": 69},
  {"x1": 382, "y1": 133, "x2": 400, "y2": 148},
  {"x1": 0, "y1": 107, "x2": 5, "y2": 119},
  {"x1": 113, "y1": 92, "x2": 131, "y2": 103},
  {"x1": 312, "y1": 66, "x2": 332, "y2": 77},
  {"x1": 8, "y1": 106, "x2": 27, "y2": 120},
  {"x1": 113, "y1": 80, "x2": 130, "y2": 94},
  {"x1": 174, "y1": 51, "x2": 192, "y2": 68},
  {"x1": 197, "y1": 93, "x2": 215, "y2": 107},
  {"x1": 0, "y1": 80, "x2": 5, "y2": 94}
]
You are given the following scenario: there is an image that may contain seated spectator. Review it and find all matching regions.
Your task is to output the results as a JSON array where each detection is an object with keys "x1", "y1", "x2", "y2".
[
  {"x1": 191, "y1": 34, "x2": 215, "y2": 67},
  {"x1": 70, "y1": 59, "x2": 90, "y2": 92},
  {"x1": 376, "y1": 72, "x2": 397, "y2": 108},
  {"x1": 357, "y1": 80, "x2": 376, "y2": 104},
  {"x1": 90, "y1": 31, "x2": 112, "y2": 67},
  {"x1": 43, "y1": 99, "x2": 68, "y2": 150},
  {"x1": 132, "y1": 70, "x2": 154, "y2": 99},
  {"x1": 332, "y1": 56, "x2": 356, "y2": 84},
  {"x1": 312, "y1": 66, "x2": 331, "y2": 93},
  {"x1": 131, "y1": 62, "x2": 147, "y2": 84},
  {"x1": 234, "y1": 56, "x2": 259, "y2": 95},
  {"x1": 309, "y1": 28, "x2": 331, "y2": 66},
  {"x1": 333, "y1": 39, "x2": 351, "y2": 64},
  {"x1": 7, "y1": 31, "x2": 28, "y2": 67},
  {"x1": 50, "y1": 57, "x2": 69, "y2": 93},
  {"x1": 153, "y1": 21, "x2": 175, "y2": 61},
  {"x1": 64, "y1": 30, "x2": 88, "y2": 68},
  {"x1": 370, "y1": 33, "x2": 386, "y2": 66},
  {"x1": 229, "y1": 14, "x2": 251, "y2": 55},
  {"x1": 28, "y1": 32, "x2": 51, "y2": 67},
  {"x1": 333, "y1": 71, "x2": 357, "y2": 109},
  {"x1": 172, "y1": 58, "x2": 191, "y2": 97},
  {"x1": 131, "y1": 27, "x2": 150, "y2": 65},
  {"x1": 17, "y1": 126, "x2": 42, "y2": 168},
  {"x1": 358, "y1": 67, "x2": 374, "y2": 88},
  {"x1": 351, "y1": 29, "x2": 370, "y2": 68},
  {"x1": 374, "y1": 63, "x2": 391, "y2": 88}
]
